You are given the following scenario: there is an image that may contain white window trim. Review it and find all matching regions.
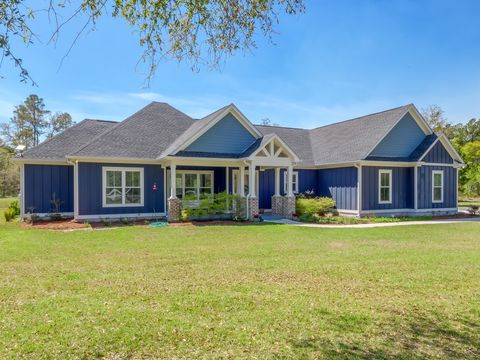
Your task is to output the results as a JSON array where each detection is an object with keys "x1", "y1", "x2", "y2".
[
  {"x1": 232, "y1": 169, "x2": 259, "y2": 197},
  {"x1": 102, "y1": 167, "x2": 144, "y2": 208},
  {"x1": 283, "y1": 171, "x2": 299, "y2": 194},
  {"x1": 432, "y1": 170, "x2": 444, "y2": 203},
  {"x1": 171, "y1": 170, "x2": 214, "y2": 208},
  {"x1": 378, "y1": 169, "x2": 392, "y2": 204}
]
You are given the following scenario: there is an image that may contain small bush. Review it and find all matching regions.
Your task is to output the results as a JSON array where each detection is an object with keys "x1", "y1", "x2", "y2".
[
  {"x1": 296, "y1": 197, "x2": 336, "y2": 217},
  {"x1": 4, "y1": 208, "x2": 15, "y2": 222},
  {"x1": 8, "y1": 200, "x2": 20, "y2": 217},
  {"x1": 25, "y1": 213, "x2": 40, "y2": 224}
]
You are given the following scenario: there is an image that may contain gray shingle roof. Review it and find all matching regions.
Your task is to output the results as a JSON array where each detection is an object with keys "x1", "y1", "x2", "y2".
[
  {"x1": 21, "y1": 119, "x2": 116, "y2": 160},
  {"x1": 70, "y1": 102, "x2": 194, "y2": 159},
  {"x1": 309, "y1": 104, "x2": 412, "y2": 165},
  {"x1": 23, "y1": 101, "x2": 424, "y2": 166}
]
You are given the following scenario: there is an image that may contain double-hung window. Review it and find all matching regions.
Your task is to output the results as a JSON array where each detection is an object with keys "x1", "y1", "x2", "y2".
[
  {"x1": 432, "y1": 170, "x2": 444, "y2": 203},
  {"x1": 103, "y1": 167, "x2": 144, "y2": 207},
  {"x1": 378, "y1": 169, "x2": 392, "y2": 204},
  {"x1": 174, "y1": 171, "x2": 214, "y2": 207},
  {"x1": 283, "y1": 171, "x2": 299, "y2": 194}
]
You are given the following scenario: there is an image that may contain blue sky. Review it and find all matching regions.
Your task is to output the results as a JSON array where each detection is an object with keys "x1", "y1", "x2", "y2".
[{"x1": 1, "y1": 0, "x2": 479, "y2": 129}]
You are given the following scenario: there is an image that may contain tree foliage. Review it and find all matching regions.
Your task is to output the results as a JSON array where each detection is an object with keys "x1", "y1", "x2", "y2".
[
  {"x1": 0, "y1": 146, "x2": 19, "y2": 197},
  {"x1": 48, "y1": 112, "x2": 73, "y2": 139},
  {"x1": 422, "y1": 105, "x2": 480, "y2": 197},
  {"x1": 1, "y1": 0, "x2": 305, "y2": 84}
]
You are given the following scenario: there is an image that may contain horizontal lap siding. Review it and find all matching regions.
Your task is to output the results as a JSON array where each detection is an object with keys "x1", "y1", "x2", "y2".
[
  {"x1": 418, "y1": 165, "x2": 457, "y2": 209},
  {"x1": 317, "y1": 167, "x2": 357, "y2": 210},
  {"x1": 422, "y1": 141, "x2": 454, "y2": 164},
  {"x1": 24, "y1": 164, "x2": 73, "y2": 213},
  {"x1": 78, "y1": 163, "x2": 164, "y2": 215},
  {"x1": 361, "y1": 166, "x2": 413, "y2": 210}
]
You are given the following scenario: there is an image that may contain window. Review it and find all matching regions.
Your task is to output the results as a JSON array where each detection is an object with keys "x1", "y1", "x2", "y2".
[
  {"x1": 173, "y1": 171, "x2": 214, "y2": 206},
  {"x1": 283, "y1": 171, "x2": 299, "y2": 194},
  {"x1": 103, "y1": 167, "x2": 144, "y2": 207},
  {"x1": 432, "y1": 170, "x2": 444, "y2": 203},
  {"x1": 378, "y1": 169, "x2": 392, "y2": 204}
]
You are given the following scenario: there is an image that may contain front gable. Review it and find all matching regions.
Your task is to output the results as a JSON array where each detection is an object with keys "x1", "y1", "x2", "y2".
[
  {"x1": 421, "y1": 140, "x2": 454, "y2": 164},
  {"x1": 368, "y1": 112, "x2": 427, "y2": 158}
]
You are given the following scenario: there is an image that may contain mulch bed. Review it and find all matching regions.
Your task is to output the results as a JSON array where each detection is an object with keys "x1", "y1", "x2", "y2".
[
  {"x1": 431, "y1": 213, "x2": 480, "y2": 220},
  {"x1": 22, "y1": 219, "x2": 90, "y2": 230}
]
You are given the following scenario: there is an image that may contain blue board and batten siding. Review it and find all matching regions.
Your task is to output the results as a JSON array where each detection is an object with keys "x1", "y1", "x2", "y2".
[
  {"x1": 422, "y1": 141, "x2": 454, "y2": 164},
  {"x1": 417, "y1": 166, "x2": 457, "y2": 209},
  {"x1": 369, "y1": 113, "x2": 426, "y2": 158},
  {"x1": 78, "y1": 163, "x2": 164, "y2": 216},
  {"x1": 361, "y1": 166, "x2": 414, "y2": 210},
  {"x1": 317, "y1": 167, "x2": 358, "y2": 210},
  {"x1": 185, "y1": 114, "x2": 256, "y2": 154},
  {"x1": 24, "y1": 164, "x2": 74, "y2": 213}
]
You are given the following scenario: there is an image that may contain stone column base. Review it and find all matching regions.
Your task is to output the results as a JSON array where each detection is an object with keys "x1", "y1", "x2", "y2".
[
  {"x1": 271, "y1": 195, "x2": 283, "y2": 216},
  {"x1": 284, "y1": 196, "x2": 296, "y2": 218},
  {"x1": 247, "y1": 197, "x2": 259, "y2": 221},
  {"x1": 168, "y1": 197, "x2": 182, "y2": 222}
]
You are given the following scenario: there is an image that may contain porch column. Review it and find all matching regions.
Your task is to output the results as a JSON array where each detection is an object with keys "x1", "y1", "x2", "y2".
[
  {"x1": 284, "y1": 165, "x2": 295, "y2": 218},
  {"x1": 271, "y1": 167, "x2": 283, "y2": 216},
  {"x1": 414, "y1": 165, "x2": 418, "y2": 210},
  {"x1": 168, "y1": 162, "x2": 182, "y2": 222},
  {"x1": 247, "y1": 161, "x2": 259, "y2": 220},
  {"x1": 274, "y1": 167, "x2": 280, "y2": 196},
  {"x1": 287, "y1": 165, "x2": 294, "y2": 197},
  {"x1": 239, "y1": 166, "x2": 245, "y2": 196}
]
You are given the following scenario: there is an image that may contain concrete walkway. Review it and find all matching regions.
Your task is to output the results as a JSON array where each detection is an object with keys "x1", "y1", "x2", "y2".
[{"x1": 262, "y1": 216, "x2": 480, "y2": 228}]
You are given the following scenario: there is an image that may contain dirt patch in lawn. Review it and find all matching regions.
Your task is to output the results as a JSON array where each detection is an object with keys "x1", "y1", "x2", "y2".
[{"x1": 22, "y1": 219, "x2": 91, "y2": 230}]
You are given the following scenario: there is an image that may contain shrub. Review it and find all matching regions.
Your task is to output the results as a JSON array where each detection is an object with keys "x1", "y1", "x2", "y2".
[
  {"x1": 8, "y1": 200, "x2": 20, "y2": 217},
  {"x1": 181, "y1": 192, "x2": 247, "y2": 221},
  {"x1": 4, "y1": 208, "x2": 15, "y2": 222},
  {"x1": 296, "y1": 197, "x2": 336, "y2": 217},
  {"x1": 468, "y1": 205, "x2": 479, "y2": 215}
]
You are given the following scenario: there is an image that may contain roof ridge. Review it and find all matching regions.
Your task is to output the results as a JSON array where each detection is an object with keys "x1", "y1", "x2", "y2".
[
  {"x1": 255, "y1": 124, "x2": 307, "y2": 131},
  {"x1": 311, "y1": 104, "x2": 412, "y2": 131},
  {"x1": 83, "y1": 119, "x2": 118, "y2": 123}
]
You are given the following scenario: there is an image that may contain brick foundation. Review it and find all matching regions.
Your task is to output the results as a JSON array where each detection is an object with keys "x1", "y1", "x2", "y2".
[
  {"x1": 284, "y1": 196, "x2": 296, "y2": 218},
  {"x1": 271, "y1": 195, "x2": 283, "y2": 215}
]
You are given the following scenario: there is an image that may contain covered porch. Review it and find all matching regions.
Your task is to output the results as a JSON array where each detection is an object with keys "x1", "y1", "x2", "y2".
[{"x1": 164, "y1": 134, "x2": 299, "y2": 221}]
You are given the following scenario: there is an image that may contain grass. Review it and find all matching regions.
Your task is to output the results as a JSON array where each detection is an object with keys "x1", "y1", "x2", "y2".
[
  {"x1": 1, "y1": 220, "x2": 480, "y2": 358},
  {"x1": 297, "y1": 214, "x2": 433, "y2": 225}
]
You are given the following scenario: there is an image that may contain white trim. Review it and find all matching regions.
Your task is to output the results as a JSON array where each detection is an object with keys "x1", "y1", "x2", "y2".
[
  {"x1": 13, "y1": 158, "x2": 68, "y2": 165},
  {"x1": 337, "y1": 209, "x2": 359, "y2": 215},
  {"x1": 418, "y1": 134, "x2": 464, "y2": 165},
  {"x1": 19, "y1": 163, "x2": 25, "y2": 218},
  {"x1": 359, "y1": 207, "x2": 457, "y2": 215},
  {"x1": 432, "y1": 170, "x2": 444, "y2": 203},
  {"x1": 102, "y1": 167, "x2": 145, "y2": 208},
  {"x1": 232, "y1": 169, "x2": 259, "y2": 198},
  {"x1": 67, "y1": 156, "x2": 160, "y2": 164},
  {"x1": 378, "y1": 169, "x2": 392, "y2": 204},
  {"x1": 226, "y1": 166, "x2": 229, "y2": 194},
  {"x1": 414, "y1": 165, "x2": 418, "y2": 210},
  {"x1": 248, "y1": 134, "x2": 300, "y2": 163},
  {"x1": 22, "y1": 212, "x2": 74, "y2": 219},
  {"x1": 420, "y1": 162, "x2": 460, "y2": 168},
  {"x1": 172, "y1": 104, "x2": 262, "y2": 154},
  {"x1": 359, "y1": 160, "x2": 419, "y2": 167},
  {"x1": 456, "y1": 167, "x2": 459, "y2": 209},
  {"x1": 74, "y1": 161, "x2": 79, "y2": 218},
  {"x1": 363, "y1": 105, "x2": 433, "y2": 160},
  {"x1": 356, "y1": 164, "x2": 362, "y2": 214},
  {"x1": 76, "y1": 212, "x2": 166, "y2": 221},
  {"x1": 283, "y1": 170, "x2": 299, "y2": 194}
]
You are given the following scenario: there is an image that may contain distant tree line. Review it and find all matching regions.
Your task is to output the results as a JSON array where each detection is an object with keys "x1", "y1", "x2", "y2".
[
  {"x1": 0, "y1": 94, "x2": 73, "y2": 197},
  {"x1": 422, "y1": 105, "x2": 480, "y2": 197}
]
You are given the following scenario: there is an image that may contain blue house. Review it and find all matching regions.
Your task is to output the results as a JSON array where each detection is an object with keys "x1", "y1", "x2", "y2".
[{"x1": 17, "y1": 102, "x2": 464, "y2": 221}]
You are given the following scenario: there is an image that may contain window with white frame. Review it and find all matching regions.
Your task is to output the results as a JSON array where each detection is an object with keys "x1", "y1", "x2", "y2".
[
  {"x1": 283, "y1": 171, "x2": 299, "y2": 194},
  {"x1": 103, "y1": 167, "x2": 144, "y2": 207},
  {"x1": 378, "y1": 169, "x2": 392, "y2": 204},
  {"x1": 432, "y1": 170, "x2": 444, "y2": 203},
  {"x1": 174, "y1": 171, "x2": 214, "y2": 205}
]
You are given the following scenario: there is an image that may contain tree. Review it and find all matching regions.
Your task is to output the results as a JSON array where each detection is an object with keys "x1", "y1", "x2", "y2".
[
  {"x1": 260, "y1": 118, "x2": 279, "y2": 127},
  {"x1": 1, "y1": 94, "x2": 49, "y2": 148},
  {"x1": 1, "y1": 1, "x2": 305, "y2": 85},
  {"x1": 459, "y1": 141, "x2": 480, "y2": 197},
  {"x1": 0, "y1": 146, "x2": 19, "y2": 197},
  {"x1": 47, "y1": 112, "x2": 73, "y2": 139},
  {"x1": 454, "y1": 118, "x2": 480, "y2": 147}
]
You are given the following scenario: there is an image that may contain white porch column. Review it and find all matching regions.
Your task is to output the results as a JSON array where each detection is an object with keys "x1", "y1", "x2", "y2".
[
  {"x1": 239, "y1": 166, "x2": 245, "y2": 196},
  {"x1": 287, "y1": 165, "x2": 294, "y2": 197},
  {"x1": 249, "y1": 162, "x2": 256, "y2": 198},
  {"x1": 274, "y1": 167, "x2": 280, "y2": 196},
  {"x1": 170, "y1": 162, "x2": 177, "y2": 198},
  {"x1": 414, "y1": 165, "x2": 418, "y2": 210}
]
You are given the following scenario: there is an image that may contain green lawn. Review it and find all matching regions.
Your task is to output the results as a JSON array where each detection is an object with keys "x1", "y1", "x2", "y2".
[
  {"x1": 1, "y1": 221, "x2": 480, "y2": 358},
  {"x1": 0, "y1": 197, "x2": 17, "y2": 225},
  {"x1": 459, "y1": 197, "x2": 480, "y2": 208}
]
